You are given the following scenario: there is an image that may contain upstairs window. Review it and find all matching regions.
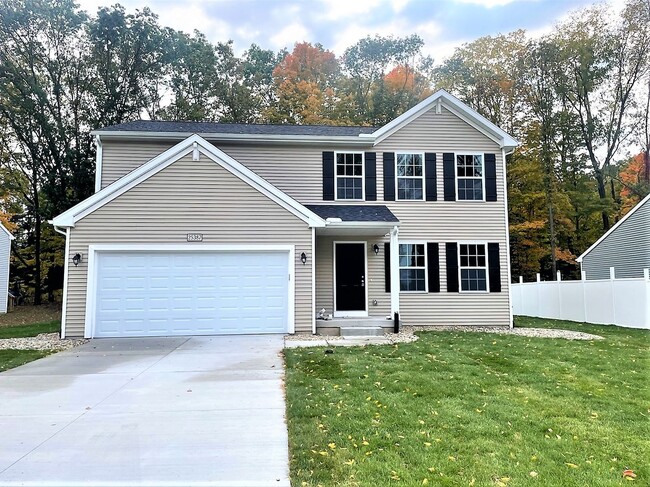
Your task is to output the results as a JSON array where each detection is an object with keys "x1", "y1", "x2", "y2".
[
  {"x1": 336, "y1": 152, "x2": 363, "y2": 200},
  {"x1": 399, "y1": 243, "x2": 426, "y2": 292},
  {"x1": 456, "y1": 154, "x2": 484, "y2": 201},
  {"x1": 396, "y1": 153, "x2": 424, "y2": 200},
  {"x1": 459, "y1": 243, "x2": 488, "y2": 291}
]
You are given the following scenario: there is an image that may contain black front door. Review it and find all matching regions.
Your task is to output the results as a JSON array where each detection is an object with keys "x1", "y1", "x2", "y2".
[{"x1": 335, "y1": 243, "x2": 366, "y2": 312}]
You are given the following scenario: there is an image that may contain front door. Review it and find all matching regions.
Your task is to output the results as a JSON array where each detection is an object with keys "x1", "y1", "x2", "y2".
[{"x1": 334, "y1": 243, "x2": 366, "y2": 315}]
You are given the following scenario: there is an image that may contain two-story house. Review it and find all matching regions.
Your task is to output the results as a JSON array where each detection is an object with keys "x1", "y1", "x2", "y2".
[{"x1": 50, "y1": 90, "x2": 518, "y2": 338}]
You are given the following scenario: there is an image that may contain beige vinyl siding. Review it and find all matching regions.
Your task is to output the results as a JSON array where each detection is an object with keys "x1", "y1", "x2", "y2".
[
  {"x1": 315, "y1": 236, "x2": 391, "y2": 317},
  {"x1": 65, "y1": 153, "x2": 313, "y2": 337},
  {"x1": 375, "y1": 106, "x2": 510, "y2": 326},
  {"x1": 101, "y1": 140, "x2": 175, "y2": 187},
  {"x1": 581, "y1": 198, "x2": 650, "y2": 279}
]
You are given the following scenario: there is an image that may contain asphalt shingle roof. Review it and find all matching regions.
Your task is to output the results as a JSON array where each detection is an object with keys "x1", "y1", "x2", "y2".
[
  {"x1": 96, "y1": 120, "x2": 377, "y2": 137},
  {"x1": 306, "y1": 205, "x2": 399, "y2": 223}
]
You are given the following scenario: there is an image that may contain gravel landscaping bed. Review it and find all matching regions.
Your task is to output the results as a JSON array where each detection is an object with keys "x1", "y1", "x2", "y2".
[
  {"x1": 387, "y1": 325, "x2": 603, "y2": 343},
  {"x1": 0, "y1": 333, "x2": 88, "y2": 351}
]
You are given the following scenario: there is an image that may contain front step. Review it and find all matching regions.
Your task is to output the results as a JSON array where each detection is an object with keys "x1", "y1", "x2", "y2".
[{"x1": 339, "y1": 326, "x2": 385, "y2": 337}]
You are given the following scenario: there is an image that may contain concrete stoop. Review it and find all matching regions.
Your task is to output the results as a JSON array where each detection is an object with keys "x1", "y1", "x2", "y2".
[{"x1": 317, "y1": 317, "x2": 396, "y2": 337}]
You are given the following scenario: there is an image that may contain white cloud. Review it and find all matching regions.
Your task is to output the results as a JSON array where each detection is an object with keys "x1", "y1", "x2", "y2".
[
  {"x1": 453, "y1": 0, "x2": 518, "y2": 7},
  {"x1": 269, "y1": 22, "x2": 311, "y2": 50},
  {"x1": 318, "y1": 0, "x2": 382, "y2": 20}
]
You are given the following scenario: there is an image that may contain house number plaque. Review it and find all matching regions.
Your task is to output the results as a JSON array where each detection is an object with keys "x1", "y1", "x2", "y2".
[{"x1": 186, "y1": 233, "x2": 203, "y2": 242}]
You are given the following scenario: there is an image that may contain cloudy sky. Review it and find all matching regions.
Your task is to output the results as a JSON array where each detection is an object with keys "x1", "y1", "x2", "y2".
[{"x1": 75, "y1": 0, "x2": 617, "y2": 62}]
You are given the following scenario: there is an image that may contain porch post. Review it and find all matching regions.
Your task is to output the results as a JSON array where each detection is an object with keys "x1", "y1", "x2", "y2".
[{"x1": 390, "y1": 225, "x2": 400, "y2": 316}]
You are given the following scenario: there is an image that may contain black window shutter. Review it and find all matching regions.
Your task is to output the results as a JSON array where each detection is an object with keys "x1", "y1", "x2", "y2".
[
  {"x1": 383, "y1": 152, "x2": 395, "y2": 201},
  {"x1": 425, "y1": 153, "x2": 437, "y2": 201},
  {"x1": 445, "y1": 242, "x2": 459, "y2": 292},
  {"x1": 488, "y1": 242, "x2": 501, "y2": 292},
  {"x1": 443, "y1": 153, "x2": 455, "y2": 201},
  {"x1": 365, "y1": 152, "x2": 377, "y2": 201},
  {"x1": 485, "y1": 153, "x2": 497, "y2": 202},
  {"x1": 427, "y1": 242, "x2": 440, "y2": 292},
  {"x1": 322, "y1": 151, "x2": 335, "y2": 200},
  {"x1": 384, "y1": 243, "x2": 391, "y2": 292}
]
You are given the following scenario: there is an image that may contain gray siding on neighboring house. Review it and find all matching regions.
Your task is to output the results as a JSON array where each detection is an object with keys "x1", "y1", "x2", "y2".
[
  {"x1": 0, "y1": 225, "x2": 10, "y2": 313},
  {"x1": 94, "y1": 105, "x2": 511, "y2": 328},
  {"x1": 581, "y1": 198, "x2": 650, "y2": 279},
  {"x1": 65, "y1": 154, "x2": 313, "y2": 337}
]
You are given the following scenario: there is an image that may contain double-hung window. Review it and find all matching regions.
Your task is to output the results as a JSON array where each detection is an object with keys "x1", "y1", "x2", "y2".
[
  {"x1": 399, "y1": 243, "x2": 426, "y2": 292},
  {"x1": 336, "y1": 152, "x2": 363, "y2": 200},
  {"x1": 456, "y1": 154, "x2": 484, "y2": 200},
  {"x1": 459, "y1": 243, "x2": 488, "y2": 292},
  {"x1": 396, "y1": 153, "x2": 424, "y2": 200}
]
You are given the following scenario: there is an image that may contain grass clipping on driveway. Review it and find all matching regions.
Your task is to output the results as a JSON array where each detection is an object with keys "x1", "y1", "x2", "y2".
[{"x1": 284, "y1": 318, "x2": 649, "y2": 486}]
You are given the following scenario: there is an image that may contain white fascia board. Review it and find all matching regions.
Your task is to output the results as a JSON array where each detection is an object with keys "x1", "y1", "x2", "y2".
[
  {"x1": 370, "y1": 89, "x2": 519, "y2": 149},
  {"x1": 576, "y1": 193, "x2": 650, "y2": 262},
  {"x1": 50, "y1": 134, "x2": 326, "y2": 229},
  {"x1": 0, "y1": 223, "x2": 14, "y2": 240},
  {"x1": 91, "y1": 131, "x2": 375, "y2": 147}
]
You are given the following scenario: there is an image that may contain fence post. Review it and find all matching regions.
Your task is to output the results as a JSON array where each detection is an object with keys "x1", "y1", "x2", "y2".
[
  {"x1": 645, "y1": 269, "x2": 650, "y2": 329},
  {"x1": 536, "y1": 273, "x2": 541, "y2": 317},
  {"x1": 610, "y1": 267, "x2": 617, "y2": 325},
  {"x1": 518, "y1": 276, "x2": 523, "y2": 316},
  {"x1": 581, "y1": 270, "x2": 588, "y2": 323},
  {"x1": 557, "y1": 271, "x2": 562, "y2": 320}
]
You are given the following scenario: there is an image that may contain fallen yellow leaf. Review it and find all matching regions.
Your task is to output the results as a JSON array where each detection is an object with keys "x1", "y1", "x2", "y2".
[{"x1": 565, "y1": 463, "x2": 579, "y2": 469}]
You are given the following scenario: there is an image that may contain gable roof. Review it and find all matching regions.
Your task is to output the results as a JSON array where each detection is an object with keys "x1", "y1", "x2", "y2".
[
  {"x1": 95, "y1": 121, "x2": 376, "y2": 137},
  {"x1": 90, "y1": 90, "x2": 518, "y2": 150},
  {"x1": 50, "y1": 135, "x2": 327, "y2": 228},
  {"x1": 576, "y1": 193, "x2": 650, "y2": 263},
  {"x1": 364, "y1": 89, "x2": 519, "y2": 150},
  {"x1": 0, "y1": 222, "x2": 14, "y2": 240}
]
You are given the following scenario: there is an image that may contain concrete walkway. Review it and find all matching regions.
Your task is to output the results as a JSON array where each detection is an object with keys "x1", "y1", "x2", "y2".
[{"x1": 0, "y1": 336, "x2": 289, "y2": 486}]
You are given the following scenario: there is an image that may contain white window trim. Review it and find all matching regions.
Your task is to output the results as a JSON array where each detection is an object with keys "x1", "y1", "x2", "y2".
[
  {"x1": 454, "y1": 152, "x2": 486, "y2": 202},
  {"x1": 332, "y1": 241, "x2": 368, "y2": 317},
  {"x1": 395, "y1": 152, "x2": 425, "y2": 201},
  {"x1": 398, "y1": 240, "x2": 428, "y2": 293},
  {"x1": 457, "y1": 241, "x2": 490, "y2": 293},
  {"x1": 334, "y1": 151, "x2": 365, "y2": 201}
]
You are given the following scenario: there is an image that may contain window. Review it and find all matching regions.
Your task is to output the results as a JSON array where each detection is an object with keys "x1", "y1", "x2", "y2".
[
  {"x1": 336, "y1": 152, "x2": 363, "y2": 200},
  {"x1": 399, "y1": 243, "x2": 426, "y2": 291},
  {"x1": 396, "y1": 153, "x2": 424, "y2": 200},
  {"x1": 459, "y1": 243, "x2": 488, "y2": 291},
  {"x1": 456, "y1": 154, "x2": 484, "y2": 200}
]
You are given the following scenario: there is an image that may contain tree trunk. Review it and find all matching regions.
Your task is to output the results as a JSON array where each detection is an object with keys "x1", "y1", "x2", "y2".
[
  {"x1": 549, "y1": 204, "x2": 557, "y2": 279},
  {"x1": 594, "y1": 170, "x2": 610, "y2": 230},
  {"x1": 32, "y1": 170, "x2": 42, "y2": 306}
]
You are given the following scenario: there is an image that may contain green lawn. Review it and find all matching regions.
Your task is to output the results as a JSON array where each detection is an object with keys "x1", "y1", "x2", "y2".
[
  {"x1": 0, "y1": 319, "x2": 60, "y2": 339},
  {"x1": 284, "y1": 317, "x2": 649, "y2": 486},
  {"x1": 0, "y1": 319, "x2": 60, "y2": 372}
]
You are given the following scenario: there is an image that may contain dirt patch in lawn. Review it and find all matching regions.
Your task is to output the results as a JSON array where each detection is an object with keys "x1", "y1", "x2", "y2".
[{"x1": 0, "y1": 305, "x2": 62, "y2": 328}]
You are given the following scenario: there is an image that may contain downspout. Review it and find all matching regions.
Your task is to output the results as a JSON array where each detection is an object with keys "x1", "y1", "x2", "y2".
[
  {"x1": 53, "y1": 225, "x2": 70, "y2": 338},
  {"x1": 311, "y1": 227, "x2": 316, "y2": 335},
  {"x1": 94, "y1": 135, "x2": 103, "y2": 193}
]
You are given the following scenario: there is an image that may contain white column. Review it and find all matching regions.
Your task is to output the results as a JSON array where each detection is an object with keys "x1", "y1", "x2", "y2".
[{"x1": 390, "y1": 226, "x2": 400, "y2": 316}]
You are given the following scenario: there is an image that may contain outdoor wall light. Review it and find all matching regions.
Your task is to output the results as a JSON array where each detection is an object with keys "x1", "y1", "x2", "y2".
[
  {"x1": 72, "y1": 253, "x2": 82, "y2": 266},
  {"x1": 373, "y1": 244, "x2": 380, "y2": 255},
  {"x1": 300, "y1": 252, "x2": 307, "y2": 265}
]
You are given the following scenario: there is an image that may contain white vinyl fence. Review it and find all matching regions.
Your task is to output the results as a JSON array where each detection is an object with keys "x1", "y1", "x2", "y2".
[{"x1": 511, "y1": 268, "x2": 650, "y2": 330}]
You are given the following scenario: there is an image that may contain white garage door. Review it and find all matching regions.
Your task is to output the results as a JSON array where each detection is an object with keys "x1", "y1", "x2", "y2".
[{"x1": 93, "y1": 251, "x2": 289, "y2": 337}]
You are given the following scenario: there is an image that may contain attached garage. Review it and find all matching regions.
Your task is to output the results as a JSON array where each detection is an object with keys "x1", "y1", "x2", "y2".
[{"x1": 86, "y1": 246, "x2": 294, "y2": 338}]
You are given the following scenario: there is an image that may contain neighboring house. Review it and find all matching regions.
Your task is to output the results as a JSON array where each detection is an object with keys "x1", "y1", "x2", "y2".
[
  {"x1": 50, "y1": 89, "x2": 519, "y2": 339},
  {"x1": 577, "y1": 193, "x2": 650, "y2": 280},
  {"x1": 0, "y1": 223, "x2": 14, "y2": 314}
]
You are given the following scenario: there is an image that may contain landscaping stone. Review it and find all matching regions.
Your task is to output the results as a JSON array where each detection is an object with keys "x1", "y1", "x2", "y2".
[{"x1": 0, "y1": 333, "x2": 87, "y2": 351}]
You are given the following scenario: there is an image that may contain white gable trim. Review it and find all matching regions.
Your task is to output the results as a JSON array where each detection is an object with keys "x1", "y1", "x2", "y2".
[
  {"x1": 576, "y1": 193, "x2": 650, "y2": 263},
  {"x1": 364, "y1": 89, "x2": 519, "y2": 149},
  {"x1": 50, "y1": 134, "x2": 327, "y2": 229},
  {"x1": 0, "y1": 223, "x2": 14, "y2": 240}
]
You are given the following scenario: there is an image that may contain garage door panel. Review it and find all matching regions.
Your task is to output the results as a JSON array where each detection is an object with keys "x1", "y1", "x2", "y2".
[{"x1": 93, "y1": 250, "x2": 289, "y2": 337}]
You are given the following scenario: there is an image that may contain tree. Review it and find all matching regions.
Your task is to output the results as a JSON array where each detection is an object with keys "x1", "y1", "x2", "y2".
[
  {"x1": 342, "y1": 34, "x2": 432, "y2": 125},
  {"x1": 551, "y1": 0, "x2": 650, "y2": 231}
]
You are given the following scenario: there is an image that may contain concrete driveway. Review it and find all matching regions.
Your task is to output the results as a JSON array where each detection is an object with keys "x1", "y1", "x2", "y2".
[{"x1": 0, "y1": 335, "x2": 289, "y2": 486}]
